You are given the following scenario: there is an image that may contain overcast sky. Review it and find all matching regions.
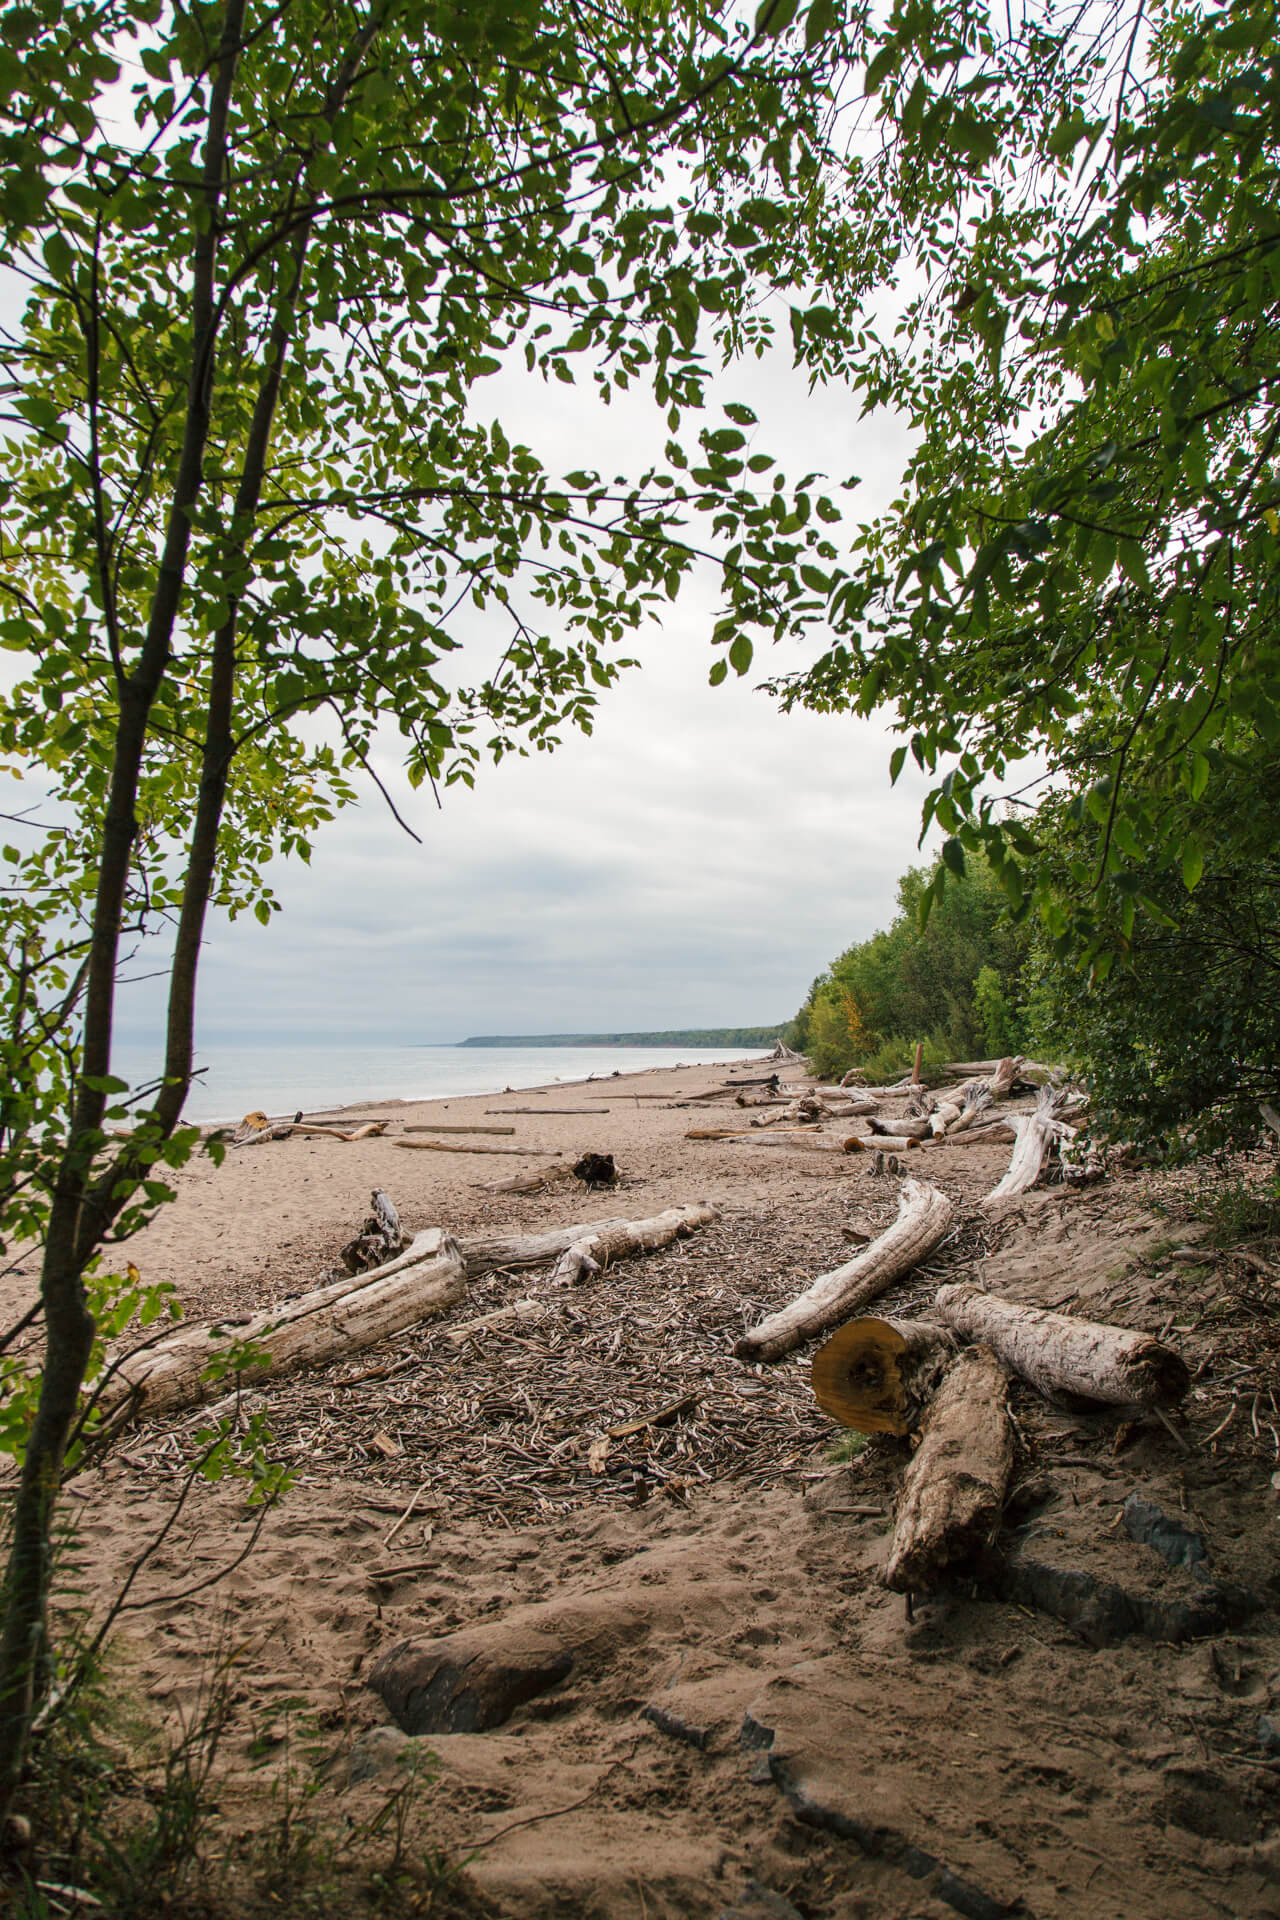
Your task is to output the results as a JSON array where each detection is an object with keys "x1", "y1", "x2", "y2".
[{"x1": 110, "y1": 334, "x2": 935, "y2": 1049}]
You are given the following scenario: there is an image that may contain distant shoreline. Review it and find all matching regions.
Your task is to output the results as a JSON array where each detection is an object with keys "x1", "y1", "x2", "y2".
[{"x1": 453, "y1": 1028, "x2": 788, "y2": 1049}]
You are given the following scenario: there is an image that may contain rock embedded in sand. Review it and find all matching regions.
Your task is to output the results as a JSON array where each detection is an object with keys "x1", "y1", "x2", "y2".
[{"x1": 369, "y1": 1628, "x2": 575, "y2": 1734}]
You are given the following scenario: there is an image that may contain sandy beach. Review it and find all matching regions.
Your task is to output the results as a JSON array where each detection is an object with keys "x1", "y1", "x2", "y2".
[{"x1": 8, "y1": 1058, "x2": 1280, "y2": 1918}]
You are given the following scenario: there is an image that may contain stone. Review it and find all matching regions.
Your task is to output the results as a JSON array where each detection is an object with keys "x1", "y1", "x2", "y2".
[{"x1": 369, "y1": 1630, "x2": 573, "y2": 1734}]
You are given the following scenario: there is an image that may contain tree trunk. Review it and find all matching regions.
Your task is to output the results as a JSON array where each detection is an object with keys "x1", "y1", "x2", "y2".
[
  {"x1": 97, "y1": 1231, "x2": 466, "y2": 1426},
  {"x1": 932, "y1": 1284, "x2": 1191, "y2": 1407},
  {"x1": 811, "y1": 1316, "x2": 958, "y2": 1435},
  {"x1": 843, "y1": 1133, "x2": 924, "y2": 1154},
  {"x1": 733, "y1": 1180, "x2": 954, "y2": 1365},
  {"x1": 987, "y1": 1055, "x2": 1026, "y2": 1098},
  {"x1": 884, "y1": 1345, "x2": 1014, "y2": 1593},
  {"x1": 946, "y1": 1084, "x2": 993, "y2": 1134},
  {"x1": 456, "y1": 1202, "x2": 717, "y2": 1277}
]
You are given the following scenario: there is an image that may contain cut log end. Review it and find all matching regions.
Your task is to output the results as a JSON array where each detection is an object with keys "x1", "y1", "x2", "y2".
[{"x1": 811, "y1": 1316, "x2": 958, "y2": 1437}]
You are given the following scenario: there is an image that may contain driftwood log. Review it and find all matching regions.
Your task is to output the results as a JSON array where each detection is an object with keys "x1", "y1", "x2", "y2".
[
  {"x1": 97, "y1": 1230, "x2": 467, "y2": 1428},
  {"x1": 549, "y1": 1205, "x2": 718, "y2": 1286},
  {"x1": 884, "y1": 1345, "x2": 1014, "y2": 1593},
  {"x1": 394, "y1": 1139, "x2": 561, "y2": 1159},
  {"x1": 843, "y1": 1134, "x2": 923, "y2": 1154},
  {"x1": 734, "y1": 1180, "x2": 955, "y2": 1365},
  {"x1": 811, "y1": 1316, "x2": 959, "y2": 1436},
  {"x1": 940, "y1": 1121, "x2": 1017, "y2": 1147},
  {"x1": 474, "y1": 1164, "x2": 575, "y2": 1195},
  {"x1": 933, "y1": 1284, "x2": 1190, "y2": 1407},
  {"x1": 982, "y1": 1083, "x2": 1075, "y2": 1205},
  {"x1": 455, "y1": 1203, "x2": 716, "y2": 1278},
  {"x1": 341, "y1": 1188, "x2": 404, "y2": 1273},
  {"x1": 946, "y1": 1084, "x2": 993, "y2": 1134}
]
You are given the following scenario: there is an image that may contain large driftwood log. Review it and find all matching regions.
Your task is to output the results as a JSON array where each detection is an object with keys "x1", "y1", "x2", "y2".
[
  {"x1": 455, "y1": 1203, "x2": 716, "y2": 1277},
  {"x1": 987, "y1": 1055, "x2": 1026, "y2": 1098},
  {"x1": 733, "y1": 1180, "x2": 955, "y2": 1365},
  {"x1": 939, "y1": 1121, "x2": 1017, "y2": 1147},
  {"x1": 884, "y1": 1345, "x2": 1014, "y2": 1593},
  {"x1": 933, "y1": 1283, "x2": 1190, "y2": 1407},
  {"x1": 811, "y1": 1316, "x2": 959, "y2": 1435},
  {"x1": 98, "y1": 1230, "x2": 467, "y2": 1427},
  {"x1": 548, "y1": 1205, "x2": 719, "y2": 1286},
  {"x1": 981, "y1": 1083, "x2": 1064, "y2": 1205}
]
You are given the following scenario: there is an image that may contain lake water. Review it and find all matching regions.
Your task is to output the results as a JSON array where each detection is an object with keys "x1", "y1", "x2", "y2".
[{"x1": 109, "y1": 1041, "x2": 775, "y2": 1126}]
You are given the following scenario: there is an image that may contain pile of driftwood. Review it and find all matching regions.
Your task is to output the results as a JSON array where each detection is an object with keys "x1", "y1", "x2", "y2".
[
  {"x1": 687, "y1": 1055, "x2": 1094, "y2": 1208},
  {"x1": 95, "y1": 1197, "x2": 720, "y2": 1432},
  {"x1": 733, "y1": 1176, "x2": 1190, "y2": 1600}
]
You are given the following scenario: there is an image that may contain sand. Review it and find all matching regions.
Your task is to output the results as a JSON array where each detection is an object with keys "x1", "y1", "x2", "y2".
[{"x1": 7, "y1": 1060, "x2": 1280, "y2": 1918}]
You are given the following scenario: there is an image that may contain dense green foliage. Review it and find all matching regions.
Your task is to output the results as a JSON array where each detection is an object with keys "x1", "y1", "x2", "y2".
[
  {"x1": 1029, "y1": 745, "x2": 1280, "y2": 1150},
  {"x1": 777, "y1": 0, "x2": 1280, "y2": 981},
  {"x1": 456, "y1": 1026, "x2": 788, "y2": 1047},
  {"x1": 792, "y1": 857, "x2": 1030, "y2": 1081}
]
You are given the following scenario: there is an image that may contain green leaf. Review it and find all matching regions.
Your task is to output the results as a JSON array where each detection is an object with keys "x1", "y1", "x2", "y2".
[
  {"x1": 1180, "y1": 834, "x2": 1205, "y2": 891},
  {"x1": 941, "y1": 837, "x2": 966, "y2": 877},
  {"x1": 729, "y1": 634, "x2": 754, "y2": 675},
  {"x1": 709, "y1": 658, "x2": 729, "y2": 687}
]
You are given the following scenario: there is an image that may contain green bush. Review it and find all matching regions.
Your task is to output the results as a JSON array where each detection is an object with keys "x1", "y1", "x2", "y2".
[{"x1": 795, "y1": 855, "x2": 1031, "y2": 1081}]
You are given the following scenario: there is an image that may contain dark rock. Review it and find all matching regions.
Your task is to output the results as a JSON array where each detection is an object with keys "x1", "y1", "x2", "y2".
[
  {"x1": 642, "y1": 1702, "x2": 712, "y2": 1750},
  {"x1": 1122, "y1": 1492, "x2": 1209, "y2": 1574},
  {"x1": 740, "y1": 1706, "x2": 1021, "y2": 1920},
  {"x1": 572, "y1": 1151, "x2": 617, "y2": 1189},
  {"x1": 1001, "y1": 1551, "x2": 1259, "y2": 1647},
  {"x1": 369, "y1": 1631, "x2": 573, "y2": 1734}
]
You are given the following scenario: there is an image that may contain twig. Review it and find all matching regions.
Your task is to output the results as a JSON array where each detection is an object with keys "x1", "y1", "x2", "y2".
[
  {"x1": 383, "y1": 1484, "x2": 425, "y2": 1548},
  {"x1": 466, "y1": 1738, "x2": 642, "y2": 1852}
]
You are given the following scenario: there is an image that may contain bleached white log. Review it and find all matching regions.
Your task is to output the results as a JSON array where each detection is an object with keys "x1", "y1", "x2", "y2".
[
  {"x1": 99, "y1": 1230, "x2": 466, "y2": 1426},
  {"x1": 456, "y1": 1202, "x2": 716, "y2": 1277},
  {"x1": 933, "y1": 1283, "x2": 1191, "y2": 1406},
  {"x1": 733, "y1": 1180, "x2": 954, "y2": 1364}
]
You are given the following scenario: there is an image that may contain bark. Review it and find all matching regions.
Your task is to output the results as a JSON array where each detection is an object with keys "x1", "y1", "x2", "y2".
[
  {"x1": 884, "y1": 1346, "x2": 1014, "y2": 1593},
  {"x1": 928, "y1": 1102, "x2": 962, "y2": 1137},
  {"x1": 547, "y1": 1206, "x2": 718, "y2": 1286},
  {"x1": 456, "y1": 1203, "x2": 717, "y2": 1278},
  {"x1": 97, "y1": 1231, "x2": 466, "y2": 1427},
  {"x1": 733, "y1": 1180, "x2": 955, "y2": 1364},
  {"x1": 932, "y1": 1283, "x2": 1191, "y2": 1408},
  {"x1": 811, "y1": 1316, "x2": 959, "y2": 1436}
]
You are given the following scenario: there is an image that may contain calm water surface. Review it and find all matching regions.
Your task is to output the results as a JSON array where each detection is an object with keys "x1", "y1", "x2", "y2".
[{"x1": 108, "y1": 1042, "x2": 774, "y2": 1126}]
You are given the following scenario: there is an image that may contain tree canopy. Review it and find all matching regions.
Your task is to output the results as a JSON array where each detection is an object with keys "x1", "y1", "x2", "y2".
[
  {"x1": 779, "y1": 0, "x2": 1280, "y2": 977},
  {"x1": 0, "y1": 0, "x2": 859, "y2": 1806}
]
